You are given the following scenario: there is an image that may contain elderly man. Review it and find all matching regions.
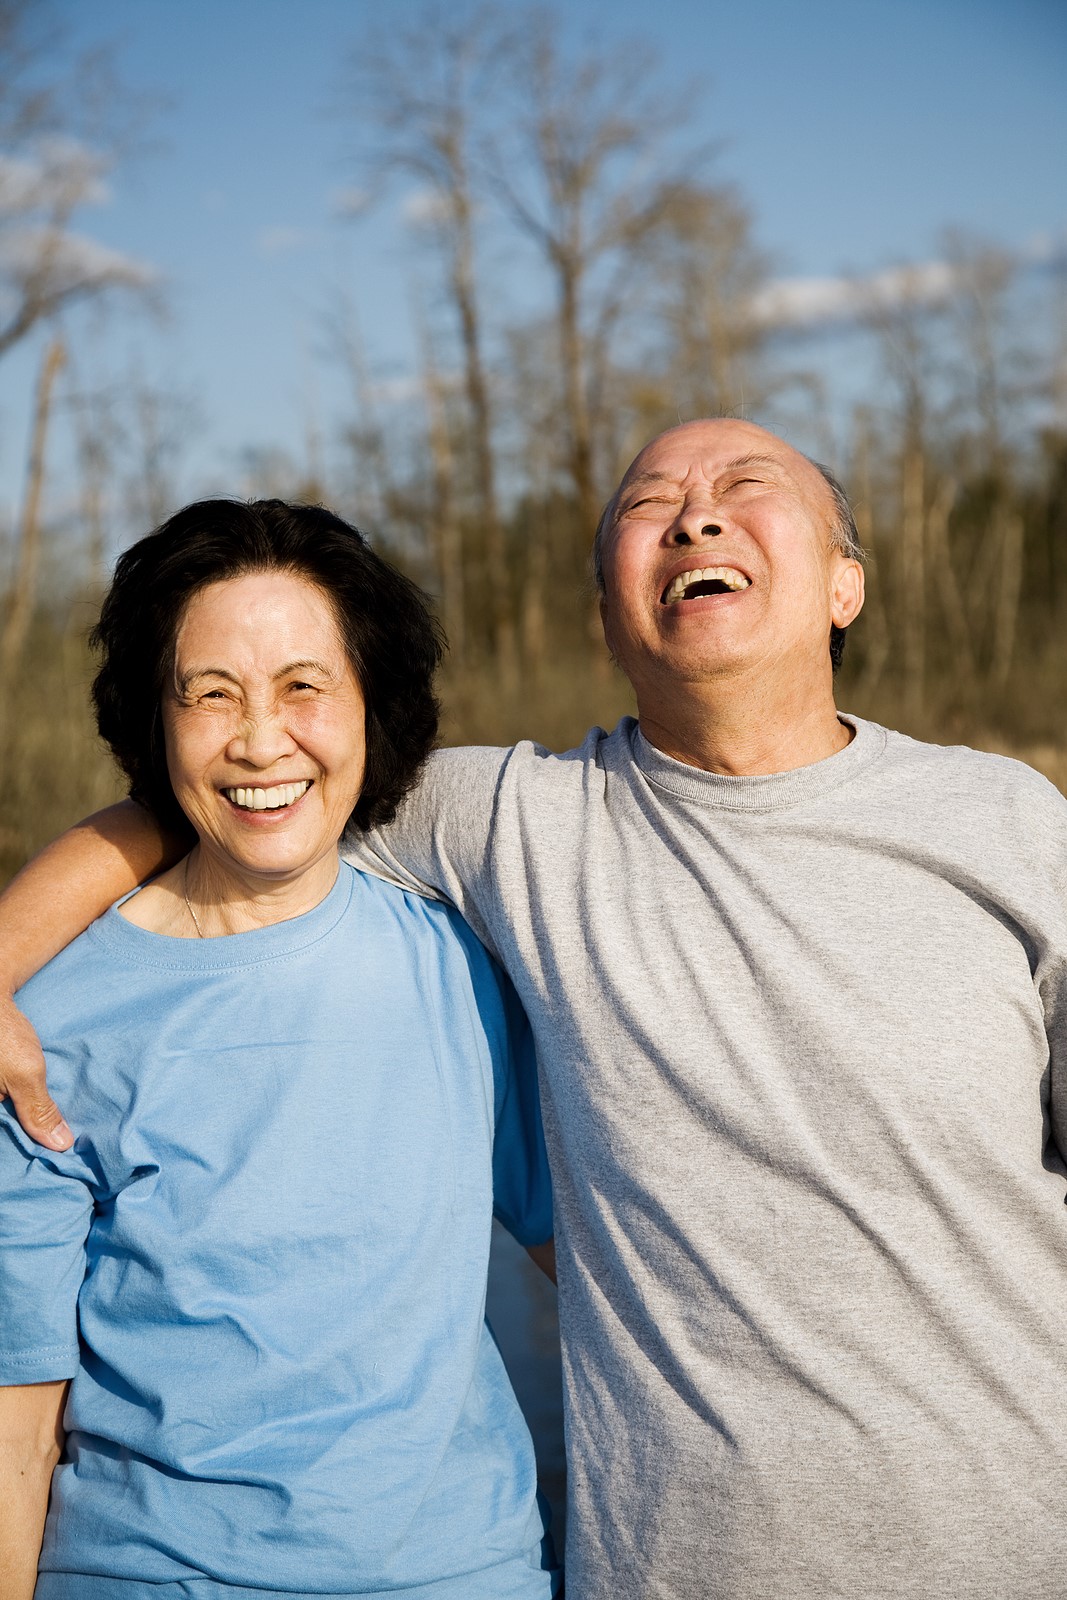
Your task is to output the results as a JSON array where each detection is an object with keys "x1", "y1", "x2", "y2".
[{"x1": 2, "y1": 419, "x2": 1066, "y2": 1599}]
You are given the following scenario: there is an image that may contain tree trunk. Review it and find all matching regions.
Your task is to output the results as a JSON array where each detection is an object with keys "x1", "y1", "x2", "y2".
[
  {"x1": 923, "y1": 477, "x2": 974, "y2": 678},
  {"x1": 557, "y1": 259, "x2": 597, "y2": 536},
  {"x1": 899, "y1": 445, "x2": 926, "y2": 719},
  {"x1": 1, "y1": 337, "x2": 65, "y2": 676},
  {"x1": 450, "y1": 196, "x2": 515, "y2": 681},
  {"x1": 420, "y1": 336, "x2": 465, "y2": 662},
  {"x1": 991, "y1": 503, "x2": 1024, "y2": 689}
]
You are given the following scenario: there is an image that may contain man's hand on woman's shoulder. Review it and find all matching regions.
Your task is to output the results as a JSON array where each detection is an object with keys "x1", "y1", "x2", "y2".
[
  {"x1": 0, "y1": 799, "x2": 178, "y2": 1148},
  {"x1": 0, "y1": 997, "x2": 71, "y2": 1150}
]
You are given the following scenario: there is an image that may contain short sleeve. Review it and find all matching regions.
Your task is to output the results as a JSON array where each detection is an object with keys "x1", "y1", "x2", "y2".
[
  {"x1": 488, "y1": 975, "x2": 553, "y2": 1248},
  {"x1": 0, "y1": 1105, "x2": 96, "y2": 1383},
  {"x1": 1028, "y1": 778, "x2": 1067, "y2": 1174},
  {"x1": 343, "y1": 746, "x2": 513, "y2": 960}
]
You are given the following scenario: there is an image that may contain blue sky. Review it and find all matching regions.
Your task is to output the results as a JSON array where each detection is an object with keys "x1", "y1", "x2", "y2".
[{"x1": 1, "y1": 0, "x2": 1065, "y2": 519}]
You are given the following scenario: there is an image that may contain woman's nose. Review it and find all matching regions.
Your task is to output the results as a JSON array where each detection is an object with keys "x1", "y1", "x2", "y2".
[{"x1": 226, "y1": 713, "x2": 297, "y2": 766}]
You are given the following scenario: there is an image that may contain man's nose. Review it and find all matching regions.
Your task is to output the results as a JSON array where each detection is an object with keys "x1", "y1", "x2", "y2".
[{"x1": 670, "y1": 507, "x2": 722, "y2": 545}]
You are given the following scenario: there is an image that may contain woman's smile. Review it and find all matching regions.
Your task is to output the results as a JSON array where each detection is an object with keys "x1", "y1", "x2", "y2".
[
  {"x1": 163, "y1": 570, "x2": 367, "y2": 913},
  {"x1": 222, "y1": 778, "x2": 314, "y2": 813}
]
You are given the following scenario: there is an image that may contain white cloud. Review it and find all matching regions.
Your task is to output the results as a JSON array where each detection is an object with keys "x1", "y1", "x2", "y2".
[
  {"x1": 751, "y1": 257, "x2": 996, "y2": 332},
  {"x1": 331, "y1": 185, "x2": 370, "y2": 219},
  {"x1": 401, "y1": 187, "x2": 450, "y2": 227},
  {"x1": 256, "y1": 225, "x2": 308, "y2": 257},
  {"x1": 0, "y1": 139, "x2": 111, "y2": 217},
  {"x1": 1020, "y1": 229, "x2": 1067, "y2": 268},
  {"x1": 0, "y1": 225, "x2": 155, "y2": 291}
]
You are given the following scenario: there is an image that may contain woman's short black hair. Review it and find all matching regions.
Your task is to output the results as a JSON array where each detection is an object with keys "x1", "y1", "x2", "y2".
[{"x1": 91, "y1": 498, "x2": 444, "y2": 836}]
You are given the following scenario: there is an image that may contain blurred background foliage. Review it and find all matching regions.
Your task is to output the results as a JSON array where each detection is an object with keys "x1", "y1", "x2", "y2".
[{"x1": 1, "y1": 0, "x2": 1065, "y2": 884}]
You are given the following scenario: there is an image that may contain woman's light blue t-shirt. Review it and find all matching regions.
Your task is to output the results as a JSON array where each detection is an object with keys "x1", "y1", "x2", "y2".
[{"x1": 0, "y1": 864, "x2": 558, "y2": 1598}]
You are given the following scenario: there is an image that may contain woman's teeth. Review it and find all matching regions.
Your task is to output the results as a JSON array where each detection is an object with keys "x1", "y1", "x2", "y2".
[{"x1": 225, "y1": 780, "x2": 311, "y2": 812}]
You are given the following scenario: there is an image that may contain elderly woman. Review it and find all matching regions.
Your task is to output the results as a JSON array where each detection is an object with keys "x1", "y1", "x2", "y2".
[{"x1": 0, "y1": 500, "x2": 559, "y2": 1599}]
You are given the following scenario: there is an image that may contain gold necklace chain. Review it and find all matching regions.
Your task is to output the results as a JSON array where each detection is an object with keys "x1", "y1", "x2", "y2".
[{"x1": 183, "y1": 855, "x2": 205, "y2": 939}]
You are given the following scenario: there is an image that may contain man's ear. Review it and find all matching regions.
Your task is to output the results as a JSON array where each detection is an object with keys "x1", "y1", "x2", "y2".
[
  {"x1": 830, "y1": 559, "x2": 864, "y2": 629},
  {"x1": 598, "y1": 593, "x2": 615, "y2": 657}
]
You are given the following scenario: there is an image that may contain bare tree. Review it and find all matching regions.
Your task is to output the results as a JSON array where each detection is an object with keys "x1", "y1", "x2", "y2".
[
  {"x1": 0, "y1": 330, "x2": 62, "y2": 673},
  {"x1": 416, "y1": 308, "x2": 465, "y2": 658},
  {"x1": 343, "y1": 6, "x2": 514, "y2": 671},
  {"x1": 67, "y1": 358, "x2": 122, "y2": 590},
  {"x1": 486, "y1": 9, "x2": 718, "y2": 535},
  {"x1": 124, "y1": 371, "x2": 194, "y2": 530},
  {"x1": 639, "y1": 181, "x2": 770, "y2": 424},
  {"x1": 0, "y1": 0, "x2": 155, "y2": 364}
]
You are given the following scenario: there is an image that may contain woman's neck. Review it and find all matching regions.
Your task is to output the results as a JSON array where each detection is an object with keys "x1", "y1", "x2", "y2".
[{"x1": 118, "y1": 845, "x2": 341, "y2": 938}]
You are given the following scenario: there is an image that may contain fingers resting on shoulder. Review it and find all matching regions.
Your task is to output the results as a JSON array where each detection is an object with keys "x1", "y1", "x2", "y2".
[{"x1": 0, "y1": 997, "x2": 72, "y2": 1151}]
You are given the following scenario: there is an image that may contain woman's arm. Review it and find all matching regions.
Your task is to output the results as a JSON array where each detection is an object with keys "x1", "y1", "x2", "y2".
[
  {"x1": 0, "y1": 1380, "x2": 68, "y2": 1600},
  {"x1": 0, "y1": 801, "x2": 178, "y2": 1149}
]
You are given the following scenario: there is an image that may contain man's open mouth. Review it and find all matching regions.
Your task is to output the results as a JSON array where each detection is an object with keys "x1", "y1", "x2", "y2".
[
  {"x1": 224, "y1": 780, "x2": 312, "y2": 812},
  {"x1": 662, "y1": 567, "x2": 751, "y2": 604}
]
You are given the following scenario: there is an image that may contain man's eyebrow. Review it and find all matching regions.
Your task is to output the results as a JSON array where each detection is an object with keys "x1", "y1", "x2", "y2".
[
  {"x1": 619, "y1": 454, "x2": 785, "y2": 498},
  {"x1": 716, "y1": 453, "x2": 785, "y2": 476},
  {"x1": 618, "y1": 470, "x2": 677, "y2": 496}
]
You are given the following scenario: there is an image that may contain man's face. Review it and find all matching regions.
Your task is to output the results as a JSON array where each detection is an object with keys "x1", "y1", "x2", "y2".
[{"x1": 598, "y1": 420, "x2": 864, "y2": 698}]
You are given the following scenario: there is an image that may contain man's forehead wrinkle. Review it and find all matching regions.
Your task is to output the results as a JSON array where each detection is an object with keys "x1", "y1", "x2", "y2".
[
  {"x1": 619, "y1": 469, "x2": 676, "y2": 494},
  {"x1": 715, "y1": 452, "x2": 790, "y2": 477},
  {"x1": 622, "y1": 451, "x2": 788, "y2": 493}
]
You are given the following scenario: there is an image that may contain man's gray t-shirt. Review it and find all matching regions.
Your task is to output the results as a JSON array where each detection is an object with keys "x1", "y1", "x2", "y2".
[{"x1": 347, "y1": 715, "x2": 1067, "y2": 1599}]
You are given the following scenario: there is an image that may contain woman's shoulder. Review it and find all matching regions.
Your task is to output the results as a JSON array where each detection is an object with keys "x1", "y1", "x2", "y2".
[
  {"x1": 345, "y1": 863, "x2": 484, "y2": 951},
  {"x1": 344, "y1": 866, "x2": 509, "y2": 1000},
  {"x1": 16, "y1": 912, "x2": 116, "y2": 1017}
]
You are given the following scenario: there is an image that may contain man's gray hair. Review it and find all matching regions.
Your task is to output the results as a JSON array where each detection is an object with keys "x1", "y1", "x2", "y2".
[{"x1": 813, "y1": 461, "x2": 865, "y2": 564}]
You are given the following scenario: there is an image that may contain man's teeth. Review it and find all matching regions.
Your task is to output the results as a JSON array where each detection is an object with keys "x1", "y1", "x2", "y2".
[
  {"x1": 663, "y1": 567, "x2": 752, "y2": 604},
  {"x1": 225, "y1": 780, "x2": 311, "y2": 812}
]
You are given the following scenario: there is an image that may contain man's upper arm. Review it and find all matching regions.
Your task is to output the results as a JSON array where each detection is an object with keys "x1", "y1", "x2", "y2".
[
  {"x1": 1018, "y1": 773, "x2": 1067, "y2": 1172},
  {"x1": 344, "y1": 745, "x2": 512, "y2": 955},
  {"x1": 0, "y1": 801, "x2": 174, "y2": 993}
]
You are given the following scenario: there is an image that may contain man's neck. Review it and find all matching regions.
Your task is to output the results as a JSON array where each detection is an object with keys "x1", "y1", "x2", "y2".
[{"x1": 634, "y1": 675, "x2": 851, "y2": 777}]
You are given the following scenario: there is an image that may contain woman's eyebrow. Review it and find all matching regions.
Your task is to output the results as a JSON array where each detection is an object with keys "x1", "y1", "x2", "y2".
[
  {"x1": 175, "y1": 666, "x2": 240, "y2": 694},
  {"x1": 175, "y1": 660, "x2": 336, "y2": 693},
  {"x1": 273, "y1": 658, "x2": 335, "y2": 681}
]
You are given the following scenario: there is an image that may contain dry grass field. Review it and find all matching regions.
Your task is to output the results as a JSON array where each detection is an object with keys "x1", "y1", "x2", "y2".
[{"x1": 1, "y1": 616, "x2": 1063, "y2": 890}]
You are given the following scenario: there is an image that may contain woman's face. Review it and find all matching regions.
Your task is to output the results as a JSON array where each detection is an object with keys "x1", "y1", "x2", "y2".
[{"x1": 163, "y1": 571, "x2": 367, "y2": 890}]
